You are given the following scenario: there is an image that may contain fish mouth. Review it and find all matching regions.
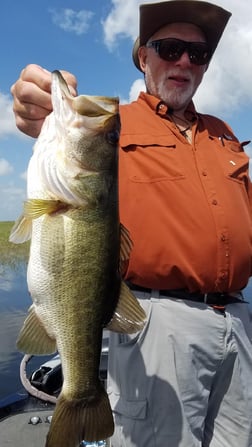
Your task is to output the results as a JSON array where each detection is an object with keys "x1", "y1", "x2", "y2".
[
  {"x1": 52, "y1": 70, "x2": 119, "y2": 116},
  {"x1": 52, "y1": 70, "x2": 119, "y2": 130},
  {"x1": 72, "y1": 95, "x2": 119, "y2": 118},
  {"x1": 73, "y1": 98, "x2": 119, "y2": 132}
]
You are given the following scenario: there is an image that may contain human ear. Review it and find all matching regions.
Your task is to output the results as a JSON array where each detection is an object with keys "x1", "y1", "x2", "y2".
[{"x1": 138, "y1": 46, "x2": 148, "y2": 72}]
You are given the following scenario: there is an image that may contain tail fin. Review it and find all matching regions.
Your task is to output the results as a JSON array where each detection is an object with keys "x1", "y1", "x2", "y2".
[{"x1": 46, "y1": 388, "x2": 114, "y2": 447}]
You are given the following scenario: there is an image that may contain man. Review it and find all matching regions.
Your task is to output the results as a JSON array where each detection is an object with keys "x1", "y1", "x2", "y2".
[{"x1": 11, "y1": 1, "x2": 252, "y2": 446}]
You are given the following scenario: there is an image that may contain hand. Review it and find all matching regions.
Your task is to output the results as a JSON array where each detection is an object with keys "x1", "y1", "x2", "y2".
[{"x1": 11, "y1": 64, "x2": 77, "y2": 138}]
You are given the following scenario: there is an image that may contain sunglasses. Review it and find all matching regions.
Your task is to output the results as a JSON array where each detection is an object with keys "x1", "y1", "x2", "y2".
[{"x1": 146, "y1": 38, "x2": 212, "y2": 66}]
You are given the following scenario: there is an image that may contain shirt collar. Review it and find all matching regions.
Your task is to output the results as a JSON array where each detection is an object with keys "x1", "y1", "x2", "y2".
[{"x1": 138, "y1": 91, "x2": 197, "y2": 122}]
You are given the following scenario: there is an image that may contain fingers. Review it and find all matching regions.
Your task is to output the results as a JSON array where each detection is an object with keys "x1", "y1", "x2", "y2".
[{"x1": 11, "y1": 64, "x2": 78, "y2": 138}]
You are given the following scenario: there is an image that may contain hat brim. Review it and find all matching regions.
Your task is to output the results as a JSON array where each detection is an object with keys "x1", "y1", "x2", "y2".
[{"x1": 133, "y1": 0, "x2": 231, "y2": 71}]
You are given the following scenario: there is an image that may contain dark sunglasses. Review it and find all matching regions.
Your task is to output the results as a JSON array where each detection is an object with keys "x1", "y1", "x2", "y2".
[{"x1": 146, "y1": 38, "x2": 212, "y2": 66}]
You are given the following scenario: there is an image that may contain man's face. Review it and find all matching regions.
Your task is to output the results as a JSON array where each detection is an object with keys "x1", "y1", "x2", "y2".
[{"x1": 138, "y1": 22, "x2": 208, "y2": 112}]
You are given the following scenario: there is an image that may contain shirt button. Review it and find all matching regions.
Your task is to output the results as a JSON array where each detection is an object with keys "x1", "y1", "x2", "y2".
[
  {"x1": 202, "y1": 171, "x2": 207, "y2": 176},
  {"x1": 221, "y1": 234, "x2": 226, "y2": 241},
  {"x1": 212, "y1": 199, "x2": 218, "y2": 205}
]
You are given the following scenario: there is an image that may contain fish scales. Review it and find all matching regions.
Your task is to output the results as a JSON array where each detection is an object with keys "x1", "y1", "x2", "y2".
[{"x1": 10, "y1": 70, "x2": 146, "y2": 447}]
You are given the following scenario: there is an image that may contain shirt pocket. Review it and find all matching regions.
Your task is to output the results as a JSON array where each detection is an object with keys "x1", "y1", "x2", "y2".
[
  {"x1": 120, "y1": 133, "x2": 185, "y2": 183},
  {"x1": 109, "y1": 391, "x2": 147, "y2": 420},
  {"x1": 215, "y1": 138, "x2": 250, "y2": 185}
]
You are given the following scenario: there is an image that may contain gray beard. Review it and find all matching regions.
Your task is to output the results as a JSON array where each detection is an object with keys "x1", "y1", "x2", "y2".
[
  {"x1": 145, "y1": 70, "x2": 198, "y2": 112},
  {"x1": 156, "y1": 82, "x2": 195, "y2": 111}
]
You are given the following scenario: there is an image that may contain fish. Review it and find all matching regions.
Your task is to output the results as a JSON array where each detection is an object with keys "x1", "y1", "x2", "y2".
[{"x1": 9, "y1": 70, "x2": 146, "y2": 447}]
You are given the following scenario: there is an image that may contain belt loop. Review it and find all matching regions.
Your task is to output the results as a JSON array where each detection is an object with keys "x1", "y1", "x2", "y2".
[{"x1": 204, "y1": 293, "x2": 207, "y2": 303}]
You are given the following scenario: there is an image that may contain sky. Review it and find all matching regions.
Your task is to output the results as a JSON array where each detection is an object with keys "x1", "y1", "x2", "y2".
[{"x1": 0, "y1": 0, "x2": 252, "y2": 221}]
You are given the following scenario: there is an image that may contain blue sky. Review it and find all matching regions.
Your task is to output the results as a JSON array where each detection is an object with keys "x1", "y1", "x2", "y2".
[{"x1": 1, "y1": 0, "x2": 252, "y2": 221}]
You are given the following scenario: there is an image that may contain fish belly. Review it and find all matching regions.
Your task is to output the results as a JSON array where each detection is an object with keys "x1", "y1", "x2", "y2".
[{"x1": 28, "y1": 208, "x2": 118, "y2": 444}]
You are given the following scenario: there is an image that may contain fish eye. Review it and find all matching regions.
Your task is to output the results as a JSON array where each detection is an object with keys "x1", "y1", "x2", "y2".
[{"x1": 106, "y1": 130, "x2": 120, "y2": 145}]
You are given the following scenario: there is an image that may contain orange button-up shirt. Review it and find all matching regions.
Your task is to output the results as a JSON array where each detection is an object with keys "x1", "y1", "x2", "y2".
[{"x1": 119, "y1": 92, "x2": 252, "y2": 293}]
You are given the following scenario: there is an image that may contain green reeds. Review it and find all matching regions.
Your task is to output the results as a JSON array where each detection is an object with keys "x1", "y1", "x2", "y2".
[{"x1": 0, "y1": 221, "x2": 29, "y2": 270}]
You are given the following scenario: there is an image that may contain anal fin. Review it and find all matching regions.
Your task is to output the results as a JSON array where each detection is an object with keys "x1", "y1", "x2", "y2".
[
  {"x1": 107, "y1": 281, "x2": 146, "y2": 333},
  {"x1": 17, "y1": 305, "x2": 57, "y2": 355},
  {"x1": 119, "y1": 223, "x2": 133, "y2": 275},
  {"x1": 120, "y1": 223, "x2": 133, "y2": 261}
]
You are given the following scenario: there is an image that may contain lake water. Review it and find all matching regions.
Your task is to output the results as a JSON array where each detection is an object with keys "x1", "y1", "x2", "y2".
[
  {"x1": 0, "y1": 262, "x2": 252, "y2": 401},
  {"x1": 0, "y1": 263, "x2": 51, "y2": 400}
]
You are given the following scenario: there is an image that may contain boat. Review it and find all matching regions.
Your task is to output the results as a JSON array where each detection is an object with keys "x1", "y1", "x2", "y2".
[{"x1": 0, "y1": 331, "x2": 110, "y2": 447}]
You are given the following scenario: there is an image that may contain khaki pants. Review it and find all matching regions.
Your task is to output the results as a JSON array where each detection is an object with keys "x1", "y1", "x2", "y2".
[{"x1": 107, "y1": 292, "x2": 252, "y2": 447}]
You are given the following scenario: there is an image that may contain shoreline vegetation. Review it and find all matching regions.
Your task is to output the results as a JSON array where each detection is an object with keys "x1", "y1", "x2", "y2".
[{"x1": 0, "y1": 221, "x2": 29, "y2": 270}]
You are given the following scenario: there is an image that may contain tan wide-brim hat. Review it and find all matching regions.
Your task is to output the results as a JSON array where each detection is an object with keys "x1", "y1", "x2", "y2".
[{"x1": 133, "y1": 0, "x2": 231, "y2": 71}]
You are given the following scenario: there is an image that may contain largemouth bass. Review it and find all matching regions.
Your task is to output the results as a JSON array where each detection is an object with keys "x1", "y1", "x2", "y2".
[{"x1": 10, "y1": 70, "x2": 146, "y2": 447}]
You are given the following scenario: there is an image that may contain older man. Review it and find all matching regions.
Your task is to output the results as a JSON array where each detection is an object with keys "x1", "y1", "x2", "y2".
[{"x1": 11, "y1": 1, "x2": 252, "y2": 446}]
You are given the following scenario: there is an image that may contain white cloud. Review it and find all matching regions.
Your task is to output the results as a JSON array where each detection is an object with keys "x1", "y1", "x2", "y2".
[
  {"x1": 50, "y1": 8, "x2": 94, "y2": 35},
  {"x1": 1, "y1": 184, "x2": 26, "y2": 200},
  {"x1": 194, "y1": 3, "x2": 252, "y2": 114},
  {"x1": 119, "y1": 79, "x2": 145, "y2": 104},
  {"x1": 0, "y1": 92, "x2": 21, "y2": 138},
  {"x1": 102, "y1": 0, "x2": 139, "y2": 47},
  {"x1": 0, "y1": 158, "x2": 13, "y2": 176},
  {"x1": 20, "y1": 171, "x2": 27, "y2": 181},
  {"x1": 129, "y1": 79, "x2": 145, "y2": 102},
  {"x1": 103, "y1": 0, "x2": 252, "y2": 115}
]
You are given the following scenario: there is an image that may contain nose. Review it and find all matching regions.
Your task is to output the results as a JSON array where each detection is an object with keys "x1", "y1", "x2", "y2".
[{"x1": 175, "y1": 51, "x2": 192, "y2": 67}]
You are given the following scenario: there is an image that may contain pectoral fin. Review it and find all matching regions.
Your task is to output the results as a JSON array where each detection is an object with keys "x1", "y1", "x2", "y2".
[
  {"x1": 17, "y1": 305, "x2": 57, "y2": 355},
  {"x1": 9, "y1": 199, "x2": 67, "y2": 244},
  {"x1": 106, "y1": 281, "x2": 146, "y2": 333},
  {"x1": 9, "y1": 214, "x2": 32, "y2": 243},
  {"x1": 24, "y1": 198, "x2": 67, "y2": 218}
]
